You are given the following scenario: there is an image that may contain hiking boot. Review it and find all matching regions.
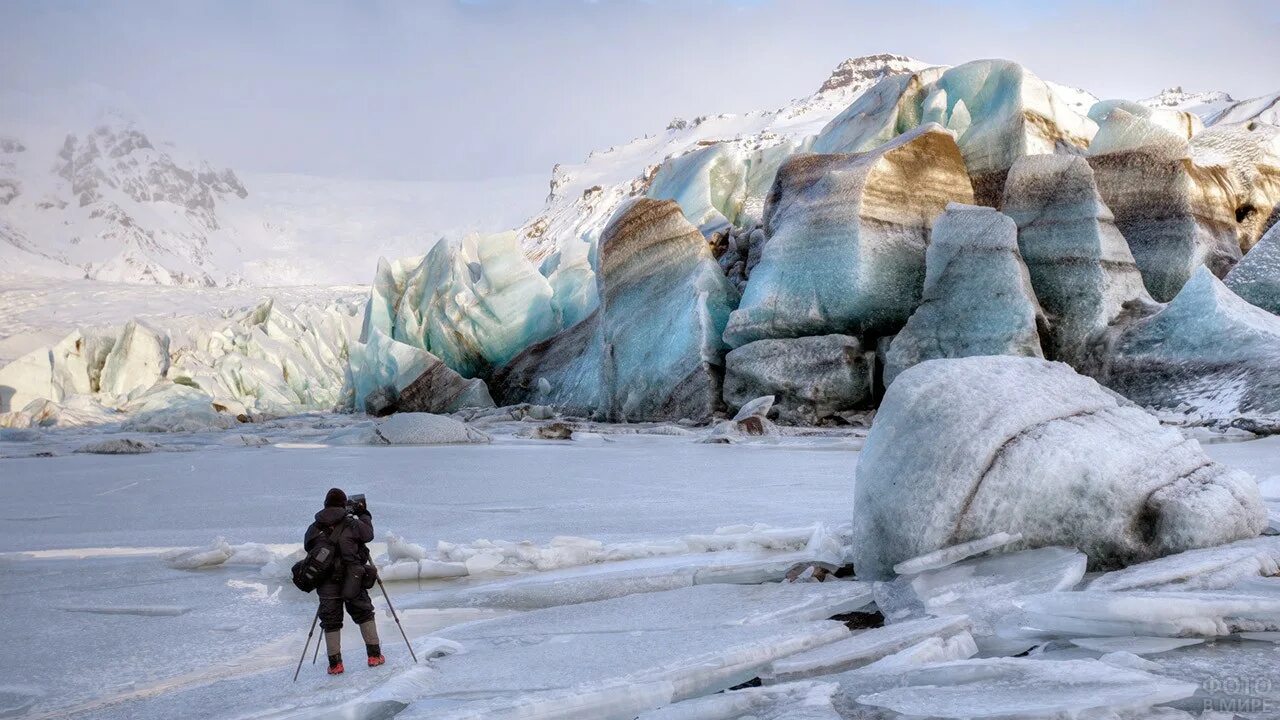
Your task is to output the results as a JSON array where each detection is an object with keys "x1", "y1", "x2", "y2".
[
  {"x1": 367, "y1": 644, "x2": 385, "y2": 667},
  {"x1": 327, "y1": 653, "x2": 344, "y2": 675}
]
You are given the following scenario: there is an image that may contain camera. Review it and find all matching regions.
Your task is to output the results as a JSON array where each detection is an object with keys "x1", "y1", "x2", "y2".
[{"x1": 346, "y1": 493, "x2": 367, "y2": 514}]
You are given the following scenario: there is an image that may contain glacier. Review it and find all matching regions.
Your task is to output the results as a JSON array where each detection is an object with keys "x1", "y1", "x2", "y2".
[
  {"x1": 812, "y1": 59, "x2": 1097, "y2": 205},
  {"x1": 1087, "y1": 266, "x2": 1280, "y2": 424},
  {"x1": 1001, "y1": 153, "x2": 1153, "y2": 367},
  {"x1": 725, "y1": 123, "x2": 974, "y2": 347},
  {"x1": 1088, "y1": 107, "x2": 1241, "y2": 301},
  {"x1": 882, "y1": 203, "x2": 1045, "y2": 386}
]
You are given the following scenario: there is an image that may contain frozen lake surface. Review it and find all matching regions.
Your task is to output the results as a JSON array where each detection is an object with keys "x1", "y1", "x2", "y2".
[{"x1": 0, "y1": 419, "x2": 1276, "y2": 719}]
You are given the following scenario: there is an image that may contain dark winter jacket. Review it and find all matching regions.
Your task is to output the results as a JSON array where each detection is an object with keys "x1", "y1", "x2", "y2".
[{"x1": 304, "y1": 506, "x2": 374, "y2": 599}]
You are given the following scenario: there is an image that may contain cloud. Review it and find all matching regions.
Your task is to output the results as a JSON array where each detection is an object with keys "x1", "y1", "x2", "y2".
[{"x1": 1, "y1": 0, "x2": 1276, "y2": 181}]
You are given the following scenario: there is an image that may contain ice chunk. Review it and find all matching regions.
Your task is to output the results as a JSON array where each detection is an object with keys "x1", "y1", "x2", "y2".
[
  {"x1": 1070, "y1": 637, "x2": 1205, "y2": 655},
  {"x1": 1090, "y1": 98, "x2": 1204, "y2": 139},
  {"x1": 875, "y1": 547, "x2": 1086, "y2": 650},
  {"x1": 723, "y1": 335, "x2": 873, "y2": 425},
  {"x1": 761, "y1": 615, "x2": 971, "y2": 683},
  {"x1": 1001, "y1": 154, "x2": 1153, "y2": 366},
  {"x1": 73, "y1": 437, "x2": 157, "y2": 454},
  {"x1": 383, "y1": 232, "x2": 560, "y2": 378},
  {"x1": 1089, "y1": 536, "x2": 1280, "y2": 592},
  {"x1": 597, "y1": 198, "x2": 738, "y2": 422},
  {"x1": 860, "y1": 631, "x2": 979, "y2": 671},
  {"x1": 1226, "y1": 222, "x2": 1280, "y2": 315},
  {"x1": 163, "y1": 538, "x2": 233, "y2": 570},
  {"x1": 852, "y1": 356, "x2": 1265, "y2": 580},
  {"x1": 1008, "y1": 590, "x2": 1280, "y2": 639},
  {"x1": 119, "y1": 382, "x2": 238, "y2": 432},
  {"x1": 406, "y1": 549, "x2": 850, "y2": 611},
  {"x1": 883, "y1": 204, "x2": 1045, "y2": 385},
  {"x1": 490, "y1": 309, "x2": 605, "y2": 416},
  {"x1": 726, "y1": 124, "x2": 975, "y2": 347},
  {"x1": 1088, "y1": 266, "x2": 1280, "y2": 423},
  {"x1": 372, "y1": 413, "x2": 491, "y2": 445},
  {"x1": 348, "y1": 327, "x2": 493, "y2": 416},
  {"x1": 385, "y1": 532, "x2": 428, "y2": 561},
  {"x1": 851, "y1": 657, "x2": 1195, "y2": 719},
  {"x1": 1089, "y1": 108, "x2": 1241, "y2": 301},
  {"x1": 636, "y1": 680, "x2": 841, "y2": 720},
  {"x1": 892, "y1": 531, "x2": 1022, "y2": 575},
  {"x1": 814, "y1": 60, "x2": 1098, "y2": 205},
  {"x1": 98, "y1": 319, "x2": 170, "y2": 402},
  {"x1": 1190, "y1": 122, "x2": 1280, "y2": 252}
]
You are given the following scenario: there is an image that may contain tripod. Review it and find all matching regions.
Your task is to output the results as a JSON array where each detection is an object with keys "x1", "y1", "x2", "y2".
[{"x1": 292, "y1": 580, "x2": 417, "y2": 681}]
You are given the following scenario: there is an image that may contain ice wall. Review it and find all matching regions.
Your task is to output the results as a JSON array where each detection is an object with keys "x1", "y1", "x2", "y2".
[
  {"x1": 883, "y1": 204, "x2": 1044, "y2": 386},
  {"x1": 1001, "y1": 154, "x2": 1152, "y2": 367},
  {"x1": 813, "y1": 60, "x2": 1097, "y2": 205},
  {"x1": 1088, "y1": 108, "x2": 1241, "y2": 301},
  {"x1": 725, "y1": 124, "x2": 974, "y2": 348}
]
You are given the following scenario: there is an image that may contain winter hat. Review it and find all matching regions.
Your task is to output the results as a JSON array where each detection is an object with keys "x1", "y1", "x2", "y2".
[{"x1": 324, "y1": 488, "x2": 347, "y2": 508}]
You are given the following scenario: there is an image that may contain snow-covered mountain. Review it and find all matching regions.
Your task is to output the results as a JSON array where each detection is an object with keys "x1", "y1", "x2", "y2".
[
  {"x1": 515, "y1": 54, "x2": 1100, "y2": 262},
  {"x1": 1140, "y1": 86, "x2": 1280, "y2": 126},
  {"x1": 0, "y1": 117, "x2": 254, "y2": 286},
  {"x1": 0, "y1": 114, "x2": 543, "y2": 287},
  {"x1": 515, "y1": 54, "x2": 935, "y2": 261}
]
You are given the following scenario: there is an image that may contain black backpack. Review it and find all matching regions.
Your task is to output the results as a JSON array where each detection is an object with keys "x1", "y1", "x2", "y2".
[{"x1": 291, "y1": 520, "x2": 346, "y2": 593}]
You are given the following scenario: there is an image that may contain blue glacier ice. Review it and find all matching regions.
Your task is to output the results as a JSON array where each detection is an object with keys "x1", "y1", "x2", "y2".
[
  {"x1": 883, "y1": 203, "x2": 1044, "y2": 386},
  {"x1": 814, "y1": 60, "x2": 1097, "y2": 205},
  {"x1": 1226, "y1": 222, "x2": 1280, "y2": 314},
  {"x1": 363, "y1": 232, "x2": 560, "y2": 379},
  {"x1": 725, "y1": 124, "x2": 974, "y2": 347},
  {"x1": 494, "y1": 198, "x2": 738, "y2": 422},
  {"x1": 1001, "y1": 154, "x2": 1151, "y2": 367}
]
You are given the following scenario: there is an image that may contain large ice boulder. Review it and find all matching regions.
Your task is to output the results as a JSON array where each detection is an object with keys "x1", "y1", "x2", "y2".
[
  {"x1": 98, "y1": 319, "x2": 170, "y2": 403},
  {"x1": 120, "y1": 382, "x2": 239, "y2": 433},
  {"x1": 813, "y1": 60, "x2": 1097, "y2": 205},
  {"x1": 1001, "y1": 154, "x2": 1152, "y2": 366},
  {"x1": 1088, "y1": 108, "x2": 1241, "y2": 301},
  {"x1": 598, "y1": 198, "x2": 738, "y2": 422},
  {"x1": 725, "y1": 124, "x2": 974, "y2": 347},
  {"x1": 883, "y1": 204, "x2": 1044, "y2": 386},
  {"x1": 371, "y1": 413, "x2": 491, "y2": 445},
  {"x1": 1190, "y1": 122, "x2": 1280, "y2": 252},
  {"x1": 851, "y1": 356, "x2": 1265, "y2": 580},
  {"x1": 1087, "y1": 266, "x2": 1280, "y2": 423},
  {"x1": 1225, "y1": 221, "x2": 1280, "y2": 314},
  {"x1": 723, "y1": 334, "x2": 872, "y2": 425},
  {"x1": 347, "y1": 328, "x2": 493, "y2": 416}
]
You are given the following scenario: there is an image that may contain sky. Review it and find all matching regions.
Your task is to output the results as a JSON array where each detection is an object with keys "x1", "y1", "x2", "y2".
[{"x1": 2, "y1": 0, "x2": 1278, "y2": 183}]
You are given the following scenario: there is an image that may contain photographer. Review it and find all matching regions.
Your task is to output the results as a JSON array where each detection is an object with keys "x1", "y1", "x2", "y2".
[{"x1": 303, "y1": 487, "x2": 384, "y2": 675}]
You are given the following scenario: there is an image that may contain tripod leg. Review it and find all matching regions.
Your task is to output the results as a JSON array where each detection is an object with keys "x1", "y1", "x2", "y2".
[
  {"x1": 293, "y1": 611, "x2": 320, "y2": 682},
  {"x1": 312, "y1": 625, "x2": 322, "y2": 664},
  {"x1": 377, "y1": 578, "x2": 418, "y2": 663}
]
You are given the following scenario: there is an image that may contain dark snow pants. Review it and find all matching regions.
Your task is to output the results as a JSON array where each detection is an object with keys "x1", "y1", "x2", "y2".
[{"x1": 317, "y1": 587, "x2": 375, "y2": 631}]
